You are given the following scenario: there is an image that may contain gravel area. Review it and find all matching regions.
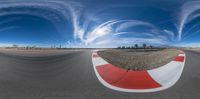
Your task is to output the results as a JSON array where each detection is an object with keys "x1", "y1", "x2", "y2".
[{"x1": 98, "y1": 49, "x2": 180, "y2": 70}]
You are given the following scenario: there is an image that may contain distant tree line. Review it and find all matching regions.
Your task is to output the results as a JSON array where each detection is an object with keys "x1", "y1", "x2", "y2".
[{"x1": 117, "y1": 43, "x2": 155, "y2": 49}]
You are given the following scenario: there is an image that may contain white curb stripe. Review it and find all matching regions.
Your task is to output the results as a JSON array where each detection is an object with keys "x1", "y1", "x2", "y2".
[
  {"x1": 92, "y1": 53, "x2": 108, "y2": 66},
  {"x1": 147, "y1": 53, "x2": 185, "y2": 91},
  {"x1": 147, "y1": 61, "x2": 183, "y2": 86},
  {"x1": 92, "y1": 57, "x2": 108, "y2": 66},
  {"x1": 178, "y1": 54, "x2": 185, "y2": 56}
]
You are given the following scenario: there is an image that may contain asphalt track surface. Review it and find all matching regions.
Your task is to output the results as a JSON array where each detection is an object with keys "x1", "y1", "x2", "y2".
[{"x1": 0, "y1": 50, "x2": 199, "y2": 99}]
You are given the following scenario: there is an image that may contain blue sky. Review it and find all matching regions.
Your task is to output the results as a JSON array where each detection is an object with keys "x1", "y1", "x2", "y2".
[{"x1": 0, "y1": 0, "x2": 200, "y2": 48}]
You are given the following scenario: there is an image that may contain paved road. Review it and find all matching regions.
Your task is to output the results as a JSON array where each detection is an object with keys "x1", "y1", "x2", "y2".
[{"x1": 0, "y1": 50, "x2": 199, "y2": 99}]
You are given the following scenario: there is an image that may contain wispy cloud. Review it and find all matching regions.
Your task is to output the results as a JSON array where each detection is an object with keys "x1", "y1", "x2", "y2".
[
  {"x1": 0, "y1": 0, "x2": 199, "y2": 48},
  {"x1": 83, "y1": 19, "x2": 175, "y2": 47},
  {"x1": 178, "y1": 1, "x2": 200, "y2": 40},
  {"x1": 0, "y1": 0, "x2": 84, "y2": 39},
  {"x1": 0, "y1": 26, "x2": 22, "y2": 32}
]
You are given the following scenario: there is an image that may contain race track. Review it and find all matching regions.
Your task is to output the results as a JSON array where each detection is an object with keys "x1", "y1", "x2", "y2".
[{"x1": 0, "y1": 50, "x2": 199, "y2": 99}]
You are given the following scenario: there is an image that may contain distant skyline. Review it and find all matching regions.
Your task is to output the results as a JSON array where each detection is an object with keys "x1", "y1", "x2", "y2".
[{"x1": 0, "y1": 0, "x2": 200, "y2": 48}]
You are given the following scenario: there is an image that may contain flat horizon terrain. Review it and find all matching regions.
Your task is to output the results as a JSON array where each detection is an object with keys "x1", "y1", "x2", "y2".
[
  {"x1": 183, "y1": 48, "x2": 200, "y2": 52},
  {"x1": 0, "y1": 48, "x2": 86, "y2": 57}
]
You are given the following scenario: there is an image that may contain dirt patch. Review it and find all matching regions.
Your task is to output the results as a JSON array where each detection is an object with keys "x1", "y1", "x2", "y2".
[{"x1": 98, "y1": 49, "x2": 180, "y2": 70}]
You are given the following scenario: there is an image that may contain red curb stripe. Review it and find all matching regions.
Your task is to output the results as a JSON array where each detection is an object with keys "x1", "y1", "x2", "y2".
[
  {"x1": 174, "y1": 56, "x2": 184, "y2": 62},
  {"x1": 96, "y1": 64, "x2": 127, "y2": 84},
  {"x1": 96, "y1": 64, "x2": 114, "y2": 75},
  {"x1": 113, "y1": 71, "x2": 161, "y2": 89},
  {"x1": 96, "y1": 64, "x2": 161, "y2": 89}
]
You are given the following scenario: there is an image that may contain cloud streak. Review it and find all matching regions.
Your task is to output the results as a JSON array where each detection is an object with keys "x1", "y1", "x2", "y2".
[
  {"x1": 0, "y1": 0, "x2": 84, "y2": 39},
  {"x1": 178, "y1": 1, "x2": 200, "y2": 41},
  {"x1": 83, "y1": 19, "x2": 175, "y2": 47},
  {"x1": 0, "y1": 0, "x2": 200, "y2": 47}
]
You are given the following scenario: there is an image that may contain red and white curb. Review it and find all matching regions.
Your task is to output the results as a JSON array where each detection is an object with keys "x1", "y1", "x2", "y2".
[{"x1": 91, "y1": 50, "x2": 186, "y2": 93}]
